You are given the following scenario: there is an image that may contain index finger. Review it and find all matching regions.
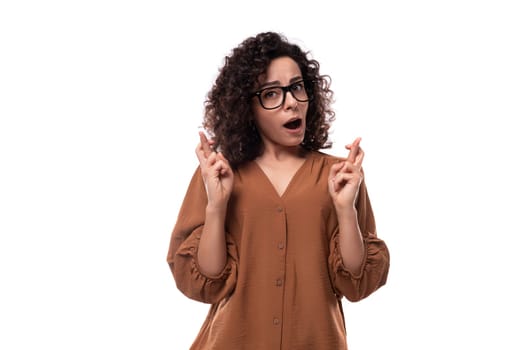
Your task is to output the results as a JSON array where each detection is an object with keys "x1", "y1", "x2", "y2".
[{"x1": 199, "y1": 131, "x2": 213, "y2": 158}]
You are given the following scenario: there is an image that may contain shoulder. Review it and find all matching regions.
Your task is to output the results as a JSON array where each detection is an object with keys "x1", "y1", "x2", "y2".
[
  {"x1": 309, "y1": 150, "x2": 345, "y2": 166},
  {"x1": 301, "y1": 150, "x2": 344, "y2": 177}
]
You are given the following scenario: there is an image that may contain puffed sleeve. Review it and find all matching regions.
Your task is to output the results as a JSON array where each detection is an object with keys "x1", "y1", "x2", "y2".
[
  {"x1": 329, "y1": 180, "x2": 390, "y2": 302},
  {"x1": 167, "y1": 167, "x2": 238, "y2": 304}
]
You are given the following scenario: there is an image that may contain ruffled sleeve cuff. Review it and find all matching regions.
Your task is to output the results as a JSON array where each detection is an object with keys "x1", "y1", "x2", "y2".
[
  {"x1": 329, "y1": 231, "x2": 390, "y2": 302},
  {"x1": 172, "y1": 229, "x2": 238, "y2": 304},
  {"x1": 177, "y1": 234, "x2": 234, "y2": 281}
]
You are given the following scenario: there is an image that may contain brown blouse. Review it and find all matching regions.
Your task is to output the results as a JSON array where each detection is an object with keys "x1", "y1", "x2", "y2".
[{"x1": 167, "y1": 151, "x2": 389, "y2": 350}]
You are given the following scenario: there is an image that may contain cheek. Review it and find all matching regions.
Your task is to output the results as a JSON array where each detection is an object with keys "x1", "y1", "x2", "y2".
[
  {"x1": 253, "y1": 108, "x2": 275, "y2": 125},
  {"x1": 255, "y1": 116, "x2": 276, "y2": 132},
  {"x1": 301, "y1": 103, "x2": 309, "y2": 117},
  {"x1": 252, "y1": 104, "x2": 265, "y2": 121}
]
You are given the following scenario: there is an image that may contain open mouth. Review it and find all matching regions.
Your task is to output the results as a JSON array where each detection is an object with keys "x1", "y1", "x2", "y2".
[{"x1": 283, "y1": 118, "x2": 302, "y2": 130}]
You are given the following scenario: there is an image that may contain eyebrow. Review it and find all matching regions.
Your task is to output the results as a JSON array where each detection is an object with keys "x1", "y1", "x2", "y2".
[{"x1": 258, "y1": 76, "x2": 303, "y2": 90}]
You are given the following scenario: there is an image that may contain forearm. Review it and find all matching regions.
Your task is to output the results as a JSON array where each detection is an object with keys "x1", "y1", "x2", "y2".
[
  {"x1": 197, "y1": 205, "x2": 228, "y2": 276},
  {"x1": 336, "y1": 207, "x2": 365, "y2": 275}
]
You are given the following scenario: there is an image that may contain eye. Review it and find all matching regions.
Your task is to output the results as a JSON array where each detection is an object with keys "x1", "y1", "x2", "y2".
[
  {"x1": 261, "y1": 88, "x2": 281, "y2": 100},
  {"x1": 291, "y1": 81, "x2": 305, "y2": 92}
]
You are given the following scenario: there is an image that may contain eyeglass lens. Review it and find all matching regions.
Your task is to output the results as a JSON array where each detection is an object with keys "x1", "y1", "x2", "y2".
[{"x1": 258, "y1": 81, "x2": 310, "y2": 109}]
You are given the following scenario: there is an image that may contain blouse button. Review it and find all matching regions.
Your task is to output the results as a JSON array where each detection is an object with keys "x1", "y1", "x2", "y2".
[
  {"x1": 276, "y1": 278, "x2": 283, "y2": 286},
  {"x1": 276, "y1": 207, "x2": 283, "y2": 213},
  {"x1": 278, "y1": 242, "x2": 284, "y2": 250},
  {"x1": 273, "y1": 318, "x2": 280, "y2": 325}
]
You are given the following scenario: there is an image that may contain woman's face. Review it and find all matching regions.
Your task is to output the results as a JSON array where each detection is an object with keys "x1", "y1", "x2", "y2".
[{"x1": 252, "y1": 56, "x2": 309, "y2": 152}]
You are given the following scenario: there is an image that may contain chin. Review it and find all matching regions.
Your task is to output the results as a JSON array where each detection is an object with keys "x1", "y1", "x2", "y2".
[{"x1": 285, "y1": 136, "x2": 305, "y2": 147}]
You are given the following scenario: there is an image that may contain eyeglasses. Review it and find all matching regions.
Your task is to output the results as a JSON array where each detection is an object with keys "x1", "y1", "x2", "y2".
[{"x1": 251, "y1": 79, "x2": 314, "y2": 110}]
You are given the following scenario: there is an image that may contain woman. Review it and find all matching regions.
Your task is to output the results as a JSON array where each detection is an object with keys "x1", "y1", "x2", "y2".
[{"x1": 167, "y1": 31, "x2": 389, "y2": 350}]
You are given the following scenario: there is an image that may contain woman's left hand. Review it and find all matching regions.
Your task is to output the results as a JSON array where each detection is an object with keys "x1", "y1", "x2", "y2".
[{"x1": 328, "y1": 137, "x2": 364, "y2": 210}]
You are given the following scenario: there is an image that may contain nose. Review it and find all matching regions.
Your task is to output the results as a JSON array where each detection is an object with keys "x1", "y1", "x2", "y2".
[{"x1": 283, "y1": 90, "x2": 298, "y2": 110}]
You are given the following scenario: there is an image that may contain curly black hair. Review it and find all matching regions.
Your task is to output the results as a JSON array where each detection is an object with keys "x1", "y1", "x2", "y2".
[{"x1": 203, "y1": 31, "x2": 335, "y2": 168}]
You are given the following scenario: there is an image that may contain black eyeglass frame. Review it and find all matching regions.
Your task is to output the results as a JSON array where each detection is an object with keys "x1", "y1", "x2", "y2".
[{"x1": 251, "y1": 79, "x2": 315, "y2": 110}]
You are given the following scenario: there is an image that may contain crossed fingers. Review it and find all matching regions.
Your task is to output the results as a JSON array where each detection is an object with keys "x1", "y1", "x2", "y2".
[
  {"x1": 195, "y1": 131, "x2": 230, "y2": 177},
  {"x1": 345, "y1": 137, "x2": 364, "y2": 168},
  {"x1": 329, "y1": 137, "x2": 364, "y2": 197}
]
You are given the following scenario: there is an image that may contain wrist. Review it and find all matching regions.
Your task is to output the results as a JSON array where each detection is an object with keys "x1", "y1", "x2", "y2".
[
  {"x1": 206, "y1": 203, "x2": 228, "y2": 217},
  {"x1": 333, "y1": 198, "x2": 357, "y2": 212},
  {"x1": 334, "y1": 204, "x2": 358, "y2": 220}
]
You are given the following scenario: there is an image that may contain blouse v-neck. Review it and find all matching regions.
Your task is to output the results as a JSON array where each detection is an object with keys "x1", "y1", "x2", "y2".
[{"x1": 252, "y1": 151, "x2": 313, "y2": 200}]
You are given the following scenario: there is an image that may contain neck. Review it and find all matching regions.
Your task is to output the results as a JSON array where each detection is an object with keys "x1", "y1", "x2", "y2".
[{"x1": 258, "y1": 144, "x2": 306, "y2": 163}]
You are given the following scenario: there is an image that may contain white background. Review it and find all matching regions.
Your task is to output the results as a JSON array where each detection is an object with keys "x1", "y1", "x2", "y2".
[{"x1": 1, "y1": 1, "x2": 524, "y2": 349}]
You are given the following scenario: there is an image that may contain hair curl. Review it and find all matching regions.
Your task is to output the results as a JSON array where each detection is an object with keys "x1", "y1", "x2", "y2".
[{"x1": 203, "y1": 32, "x2": 335, "y2": 168}]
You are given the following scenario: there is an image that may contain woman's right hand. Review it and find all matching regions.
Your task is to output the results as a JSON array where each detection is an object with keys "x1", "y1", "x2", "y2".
[{"x1": 195, "y1": 131, "x2": 234, "y2": 209}]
